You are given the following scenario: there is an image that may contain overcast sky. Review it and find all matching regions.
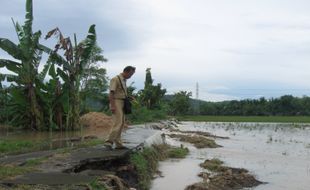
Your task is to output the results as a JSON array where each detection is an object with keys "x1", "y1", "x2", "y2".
[{"x1": 1, "y1": 0, "x2": 310, "y2": 101}]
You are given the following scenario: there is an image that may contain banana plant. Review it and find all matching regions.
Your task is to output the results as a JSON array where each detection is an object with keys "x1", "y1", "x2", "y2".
[
  {"x1": 45, "y1": 25, "x2": 97, "y2": 130},
  {"x1": 0, "y1": 0, "x2": 51, "y2": 130}
]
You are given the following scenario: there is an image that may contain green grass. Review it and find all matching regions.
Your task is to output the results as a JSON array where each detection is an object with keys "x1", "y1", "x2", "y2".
[
  {"x1": 0, "y1": 157, "x2": 47, "y2": 180},
  {"x1": 130, "y1": 150, "x2": 153, "y2": 190},
  {"x1": 88, "y1": 179, "x2": 108, "y2": 190},
  {"x1": 178, "y1": 115, "x2": 310, "y2": 123},
  {"x1": 0, "y1": 138, "x2": 105, "y2": 156},
  {"x1": 24, "y1": 157, "x2": 48, "y2": 167},
  {"x1": 0, "y1": 140, "x2": 37, "y2": 155},
  {"x1": 200, "y1": 158, "x2": 226, "y2": 172},
  {"x1": 0, "y1": 165, "x2": 36, "y2": 179},
  {"x1": 167, "y1": 146, "x2": 189, "y2": 158}
]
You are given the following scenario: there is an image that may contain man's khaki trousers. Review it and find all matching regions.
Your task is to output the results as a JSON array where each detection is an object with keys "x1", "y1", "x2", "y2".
[{"x1": 108, "y1": 99, "x2": 125, "y2": 146}]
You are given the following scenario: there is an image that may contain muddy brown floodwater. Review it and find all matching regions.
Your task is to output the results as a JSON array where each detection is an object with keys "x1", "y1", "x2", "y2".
[
  {"x1": 151, "y1": 122, "x2": 310, "y2": 190},
  {"x1": 0, "y1": 112, "x2": 113, "y2": 144}
]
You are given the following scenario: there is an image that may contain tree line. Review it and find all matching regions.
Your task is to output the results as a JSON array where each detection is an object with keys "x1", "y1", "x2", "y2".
[{"x1": 196, "y1": 95, "x2": 310, "y2": 116}]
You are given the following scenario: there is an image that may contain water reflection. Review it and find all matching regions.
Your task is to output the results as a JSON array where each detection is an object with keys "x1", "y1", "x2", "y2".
[{"x1": 0, "y1": 125, "x2": 110, "y2": 150}]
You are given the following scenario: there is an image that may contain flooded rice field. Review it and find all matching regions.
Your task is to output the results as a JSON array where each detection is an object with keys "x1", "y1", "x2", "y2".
[{"x1": 152, "y1": 122, "x2": 310, "y2": 190}]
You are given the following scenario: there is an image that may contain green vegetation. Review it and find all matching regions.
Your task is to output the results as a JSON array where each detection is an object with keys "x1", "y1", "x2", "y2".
[
  {"x1": 196, "y1": 95, "x2": 310, "y2": 116},
  {"x1": 24, "y1": 157, "x2": 48, "y2": 167},
  {"x1": 178, "y1": 115, "x2": 310, "y2": 123},
  {"x1": 199, "y1": 158, "x2": 225, "y2": 172},
  {"x1": 167, "y1": 146, "x2": 189, "y2": 158},
  {"x1": 0, "y1": 0, "x2": 105, "y2": 131},
  {"x1": 76, "y1": 139, "x2": 105, "y2": 148},
  {"x1": 137, "y1": 68, "x2": 167, "y2": 110},
  {"x1": 130, "y1": 147, "x2": 162, "y2": 190},
  {"x1": 88, "y1": 179, "x2": 108, "y2": 190},
  {"x1": 0, "y1": 140, "x2": 36, "y2": 155},
  {"x1": 167, "y1": 91, "x2": 192, "y2": 115},
  {"x1": 0, "y1": 138, "x2": 104, "y2": 156},
  {"x1": 1, "y1": 0, "x2": 310, "y2": 134},
  {"x1": 130, "y1": 144, "x2": 189, "y2": 190},
  {"x1": 0, "y1": 165, "x2": 36, "y2": 180},
  {"x1": 169, "y1": 134, "x2": 220, "y2": 148},
  {"x1": 128, "y1": 106, "x2": 168, "y2": 124}
]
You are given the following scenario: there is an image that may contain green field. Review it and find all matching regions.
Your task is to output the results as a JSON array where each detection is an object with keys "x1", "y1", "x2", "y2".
[{"x1": 178, "y1": 115, "x2": 310, "y2": 123}]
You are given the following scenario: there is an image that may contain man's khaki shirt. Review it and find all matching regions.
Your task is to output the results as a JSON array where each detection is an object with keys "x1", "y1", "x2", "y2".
[{"x1": 109, "y1": 74, "x2": 127, "y2": 99}]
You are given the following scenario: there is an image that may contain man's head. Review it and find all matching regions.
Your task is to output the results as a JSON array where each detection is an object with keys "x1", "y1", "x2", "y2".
[{"x1": 122, "y1": 66, "x2": 136, "y2": 79}]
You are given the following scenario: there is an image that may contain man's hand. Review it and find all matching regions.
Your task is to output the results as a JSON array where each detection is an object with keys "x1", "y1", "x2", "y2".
[{"x1": 129, "y1": 96, "x2": 138, "y2": 104}]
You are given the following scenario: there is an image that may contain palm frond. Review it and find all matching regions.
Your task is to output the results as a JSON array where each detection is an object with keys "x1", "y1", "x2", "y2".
[
  {"x1": 48, "y1": 52, "x2": 72, "y2": 72},
  {"x1": 38, "y1": 61, "x2": 52, "y2": 82},
  {"x1": 11, "y1": 18, "x2": 24, "y2": 41},
  {"x1": 38, "y1": 44, "x2": 53, "y2": 54},
  {"x1": 48, "y1": 62, "x2": 57, "y2": 79},
  {"x1": 5, "y1": 74, "x2": 20, "y2": 83},
  {"x1": 23, "y1": 0, "x2": 33, "y2": 38},
  {"x1": 80, "y1": 25, "x2": 96, "y2": 69},
  {"x1": 0, "y1": 38, "x2": 23, "y2": 60},
  {"x1": 56, "y1": 67, "x2": 69, "y2": 81},
  {"x1": 0, "y1": 59, "x2": 21, "y2": 72}
]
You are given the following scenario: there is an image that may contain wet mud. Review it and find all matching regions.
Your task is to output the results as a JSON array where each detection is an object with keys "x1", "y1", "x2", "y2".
[
  {"x1": 168, "y1": 133, "x2": 221, "y2": 148},
  {"x1": 170, "y1": 129, "x2": 229, "y2": 139},
  {"x1": 185, "y1": 158, "x2": 263, "y2": 190}
]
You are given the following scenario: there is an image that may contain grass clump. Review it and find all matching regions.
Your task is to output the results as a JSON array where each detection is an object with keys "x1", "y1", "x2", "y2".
[
  {"x1": 200, "y1": 158, "x2": 226, "y2": 172},
  {"x1": 169, "y1": 134, "x2": 221, "y2": 148},
  {"x1": 167, "y1": 145, "x2": 189, "y2": 158},
  {"x1": 130, "y1": 146, "x2": 162, "y2": 190},
  {"x1": 130, "y1": 144, "x2": 189, "y2": 190},
  {"x1": 130, "y1": 150, "x2": 152, "y2": 190},
  {"x1": 88, "y1": 178, "x2": 108, "y2": 190}
]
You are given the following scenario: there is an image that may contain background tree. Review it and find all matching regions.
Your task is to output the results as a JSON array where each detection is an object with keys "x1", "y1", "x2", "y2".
[
  {"x1": 169, "y1": 91, "x2": 192, "y2": 115},
  {"x1": 138, "y1": 68, "x2": 166, "y2": 109},
  {"x1": 80, "y1": 44, "x2": 108, "y2": 113}
]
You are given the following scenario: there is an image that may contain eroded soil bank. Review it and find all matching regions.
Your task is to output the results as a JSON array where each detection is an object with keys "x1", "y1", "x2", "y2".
[{"x1": 1, "y1": 143, "x2": 189, "y2": 190}]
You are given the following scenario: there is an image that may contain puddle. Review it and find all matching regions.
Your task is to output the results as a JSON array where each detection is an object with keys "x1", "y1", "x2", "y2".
[{"x1": 152, "y1": 122, "x2": 310, "y2": 190}]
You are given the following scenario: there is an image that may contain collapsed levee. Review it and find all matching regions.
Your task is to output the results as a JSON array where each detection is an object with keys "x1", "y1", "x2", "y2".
[{"x1": 0, "y1": 143, "x2": 188, "y2": 190}]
